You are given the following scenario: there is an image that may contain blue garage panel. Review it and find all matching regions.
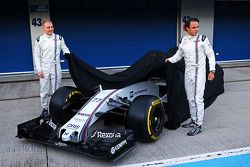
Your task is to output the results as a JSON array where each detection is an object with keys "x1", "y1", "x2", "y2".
[
  {"x1": 214, "y1": 2, "x2": 250, "y2": 61},
  {"x1": 50, "y1": 0, "x2": 177, "y2": 69},
  {"x1": 0, "y1": 0, "x2": 33, "y2": 74}
]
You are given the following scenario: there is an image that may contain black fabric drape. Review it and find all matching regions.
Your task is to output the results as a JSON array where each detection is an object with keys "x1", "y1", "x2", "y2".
[
  {"x1": 66, "y1": 51, "x2": 166, "y2": 97},
  {"x1": 64, "y1": 48, "x2": 224, "y2": 129}
]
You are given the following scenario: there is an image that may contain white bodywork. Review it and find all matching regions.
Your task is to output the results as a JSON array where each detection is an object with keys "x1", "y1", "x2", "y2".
[{"x1": 59, "y1": 81, "x2": 161, "y2": 143}]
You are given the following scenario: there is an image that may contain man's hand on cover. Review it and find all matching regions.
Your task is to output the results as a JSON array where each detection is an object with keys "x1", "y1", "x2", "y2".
[{"x1": 208, "y1": 71, "x2": 215, "y2": 81}]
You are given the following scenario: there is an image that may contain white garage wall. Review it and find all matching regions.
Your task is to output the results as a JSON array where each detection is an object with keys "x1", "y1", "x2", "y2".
[
  {"x1": 180, "y1": 0, "x2": 215, "y2": 45},
  {"x1": 28, "y1": 0, "x2": 50, "y2": 72}
]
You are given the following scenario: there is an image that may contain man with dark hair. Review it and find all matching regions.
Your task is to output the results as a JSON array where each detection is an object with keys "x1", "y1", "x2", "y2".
[
  {"x1": 165, "y1": 17, "x2": 216, "y2": 136},
  {"x1": 34, "y1": 20, "x2": 70, "y2": 120}
]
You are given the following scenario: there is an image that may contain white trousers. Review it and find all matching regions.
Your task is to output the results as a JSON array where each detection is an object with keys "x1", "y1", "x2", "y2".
[
  {"x1": 184, "y1": 67, "x2": 206, "y2": 126},
  {"x1": 40, "y1": 63, "x2": 61, "y2": 110}
]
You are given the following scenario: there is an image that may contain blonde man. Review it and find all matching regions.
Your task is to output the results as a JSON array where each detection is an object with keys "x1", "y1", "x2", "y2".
[{"x1": 34, "y1": 20, "x2": 70, "y2": 120}]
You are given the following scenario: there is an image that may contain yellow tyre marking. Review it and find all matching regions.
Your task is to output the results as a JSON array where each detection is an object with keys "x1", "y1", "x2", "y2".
[
  {"x1": 151, "y1": 135, "x2": 159, "y2": 140},
  {"x1": 148, "y1": 99, "x2": 161, "y2": 141},
  {"x1": 152, "y1": 99, "x2": 161, "y2": 106},
  {"x1": 65, "y1": 90, "x2": 82, "y2": 103},
  {"x1": 147, "y1": 106, "x2": 152, "y2": 135}
]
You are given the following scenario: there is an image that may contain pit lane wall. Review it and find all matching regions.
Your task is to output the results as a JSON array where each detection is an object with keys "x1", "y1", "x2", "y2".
[{"x1": 1, "y1": 0, "x2": 250, "y2": 76}]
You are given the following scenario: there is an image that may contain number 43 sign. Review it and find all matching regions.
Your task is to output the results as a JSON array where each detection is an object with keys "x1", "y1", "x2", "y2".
[{"x1": 32, "y1": 18, "x2": 42, "y2": 27}]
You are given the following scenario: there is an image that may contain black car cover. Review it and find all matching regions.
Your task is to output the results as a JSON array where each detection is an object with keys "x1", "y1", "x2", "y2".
[
  {"x1": 65, "y1": 50, "x2": 167, "y2": 96},
  {"x1": 64, "y1": 48, "x2": 224, "y2": 129}
]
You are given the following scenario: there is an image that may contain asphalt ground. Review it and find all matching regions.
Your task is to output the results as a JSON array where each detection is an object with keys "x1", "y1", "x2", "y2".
[{"x1": 0, "y1": 65, "x2": 250, "y2": 167}]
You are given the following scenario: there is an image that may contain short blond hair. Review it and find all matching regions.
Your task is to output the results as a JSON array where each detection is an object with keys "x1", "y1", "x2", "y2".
[{"x1": 42, "y1": 19, "x2": 52, "y2": 27}]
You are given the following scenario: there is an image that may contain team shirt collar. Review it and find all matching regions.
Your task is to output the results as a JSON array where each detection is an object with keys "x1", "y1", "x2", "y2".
[
  {"x1": 44, "y1": 33, "x2": 55, "y2": 39},
  {"x1": 187, "y1": 34, "x2": 199, "y2": 40}
]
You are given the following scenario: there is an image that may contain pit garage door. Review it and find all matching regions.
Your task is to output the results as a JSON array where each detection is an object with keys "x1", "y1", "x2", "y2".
[
  {"x1": 213, "y1": 1, "x2": 250, "y2": 61},
  {"x1": 50, "y1": 0, "x2": 177, "y2": 68},
  {"x1": 0, "y1": 0, "x2": 33, "y2": 74}
]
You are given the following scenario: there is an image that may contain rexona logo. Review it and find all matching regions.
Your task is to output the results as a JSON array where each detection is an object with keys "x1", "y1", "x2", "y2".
[
  {"x1": 90, "y1": 130, "x2": 121, "y2": 139},
  {"x1": 110, "y1": 140, "x2": 127, "y2": 155}
]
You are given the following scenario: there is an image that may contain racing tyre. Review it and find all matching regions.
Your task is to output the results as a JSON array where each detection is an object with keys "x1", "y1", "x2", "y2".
[
  {"x1": 126, "y1": 95, "x2": 165, "y2": 142},
  {"x1": 49, "y1": 86, "x2": 84, "y2": 125}
]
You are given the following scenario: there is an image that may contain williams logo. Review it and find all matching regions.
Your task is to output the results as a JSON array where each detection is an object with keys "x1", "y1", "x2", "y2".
[{"x1": 130, "y1": 88, "x2": 147, "y2": 98}]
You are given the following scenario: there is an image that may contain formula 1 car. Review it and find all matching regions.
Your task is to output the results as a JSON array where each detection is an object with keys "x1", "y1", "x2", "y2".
[
  {"x1": 17, "y1": 80, "x2": 165, "y2": 161},
  {"x1": 17, "y1": 49, "x2": 224, "y2": 161}
]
